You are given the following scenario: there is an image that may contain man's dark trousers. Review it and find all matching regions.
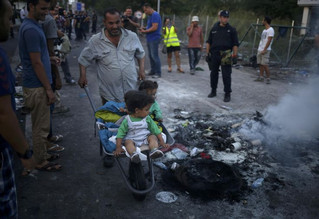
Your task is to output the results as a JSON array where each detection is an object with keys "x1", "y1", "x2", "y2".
[{"x1": 209, "y1": 51, "x2": 232, "y2": 94}]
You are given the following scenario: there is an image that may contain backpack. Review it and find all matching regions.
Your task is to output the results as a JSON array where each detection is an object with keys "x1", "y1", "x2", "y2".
[{"x1": 57, "y1": 35, "x2": 71, "y2": 54}]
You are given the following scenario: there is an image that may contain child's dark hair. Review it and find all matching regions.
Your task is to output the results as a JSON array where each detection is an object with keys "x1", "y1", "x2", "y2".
[
  {"x1": 138, "y1": 80, "x2": 158, "y2": 91},
  {"x1": 124, "y1": 90, "x2": 155, "y2": 114}
]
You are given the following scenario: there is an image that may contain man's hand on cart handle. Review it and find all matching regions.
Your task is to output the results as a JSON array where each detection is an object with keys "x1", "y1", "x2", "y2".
[{"x1": 78, "y1": 76, "x2": 88, "y2": 88}]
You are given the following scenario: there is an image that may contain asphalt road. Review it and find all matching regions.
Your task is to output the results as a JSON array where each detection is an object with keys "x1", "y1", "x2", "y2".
[{"x1": 2, "y1": 30, "x2": 319, "y2": 219}]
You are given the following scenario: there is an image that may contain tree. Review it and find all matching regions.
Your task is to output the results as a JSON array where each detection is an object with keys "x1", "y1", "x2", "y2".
[
  {"x1": 241, "y1": 0, "x2": 302, "y2": 20},
  {"x1": 87, "y1": 0, "x2": 302, "y2": 22}
]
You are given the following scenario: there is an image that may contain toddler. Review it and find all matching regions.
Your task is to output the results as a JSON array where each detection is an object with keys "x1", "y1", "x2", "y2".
[{"x1": 114, "y1": 90, "x2": 169, "y2": 163}]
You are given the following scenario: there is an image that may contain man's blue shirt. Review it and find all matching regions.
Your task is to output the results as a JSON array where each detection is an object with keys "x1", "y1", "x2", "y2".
[
  {"x1": 0, "y1": 47, "x2": 16, "y2": 149},
  {"x1": 19, "y1": 18, "x2": 52, "y2": 88},
  {"x1": 146, "y1": 11, "x2": 162, "y2": 42}
]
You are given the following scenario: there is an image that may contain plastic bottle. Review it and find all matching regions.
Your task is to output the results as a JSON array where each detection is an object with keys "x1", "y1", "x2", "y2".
[
  {"x1": 190, "y1": 147, "x2": 204, "y2": 157},
  {"x1": 231, "y1": 142, "x2": 242, "y2": 151},
  {"x1": 171, "y1": 148, "x2": 188, "y2": 159},
  {"x1": 251, "y1": 178, "x2": 264, "y2": 188},
  {"x1": 153, "y1": 161, "x2": 168, "y2": 170},
  {"x1": 171, "y1": 162, "x2": 180, "y2": 170}
]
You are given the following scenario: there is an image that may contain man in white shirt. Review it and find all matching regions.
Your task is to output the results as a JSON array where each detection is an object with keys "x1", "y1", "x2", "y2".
[
  {"x1": 255, "y1": 16, "x2": 274, "y2": 84},
  {"x1": 78, "y1": 7, "x2": 145, "y2": 104}
]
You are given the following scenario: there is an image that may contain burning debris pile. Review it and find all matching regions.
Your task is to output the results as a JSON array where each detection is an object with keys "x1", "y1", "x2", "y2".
[
  {"x1": 158, "y1": 110, "x2": 287, "y2": 201},
  {"x1": 167, "y1": 159, "x2": 243, "y2": 200}
]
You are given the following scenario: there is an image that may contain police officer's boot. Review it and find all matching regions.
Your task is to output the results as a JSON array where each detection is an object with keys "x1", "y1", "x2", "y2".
[
  {"x1": 224, "y1": 93, "x2": 231, "y2": 102},
  {"x1": 208, "y1": 90, "x2": 216, "y2": 98}
]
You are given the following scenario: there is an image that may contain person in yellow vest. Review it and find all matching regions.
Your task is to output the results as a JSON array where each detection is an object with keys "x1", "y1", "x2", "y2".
[{"x1": 163, "y1": 17, "x2": 184, "y2": 73}]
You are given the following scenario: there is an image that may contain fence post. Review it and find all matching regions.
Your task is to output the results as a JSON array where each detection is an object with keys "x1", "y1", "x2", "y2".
[
  {"x1": 162, "y1": 13, "x2": 165, "y2": 25},
  {"x1": 251, "y1": 18, "x2": 259, "y2": 57},
  {"x1": 157, "y1": 0, "x2": 160, "y2": 14},
  {"x1": 286, "y1": 20, "x2": 295, "y2": 65},
  {"x1": 204, "y1": 15, "x2": 209, "y2": 46},
  {"x1": 285, "y1": 26, "x2": 308, "y2": 67},
  {"x1": 141, "y1": 13, "x2": 144, "y2": 28}
]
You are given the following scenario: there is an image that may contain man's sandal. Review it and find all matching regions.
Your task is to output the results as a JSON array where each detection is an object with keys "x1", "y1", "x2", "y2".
[
  {"x1": 177, "y1": 68, "x2": 185, "y2": 73},
  {"x1": 48, "y1": 134, "x2": 63, "y2": 143},
  {"x1": 36, "y1": 162, "x2": 62, "y2": 172},
  {"x1": 47, "y1": 154, "x2": 60, "y2": 162},
  {"x1": 48, "y1": 145, "x2": 65, "y2": 153}
]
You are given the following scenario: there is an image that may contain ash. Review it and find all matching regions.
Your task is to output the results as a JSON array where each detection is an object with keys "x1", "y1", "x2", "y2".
[{"x1": 158, "y1": 109, "x2": 319, "y2": 202}]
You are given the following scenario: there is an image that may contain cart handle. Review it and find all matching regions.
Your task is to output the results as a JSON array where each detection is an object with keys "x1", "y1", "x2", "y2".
[{"x1": 83, "y1": 86, "x2": 97, "y2": 113}]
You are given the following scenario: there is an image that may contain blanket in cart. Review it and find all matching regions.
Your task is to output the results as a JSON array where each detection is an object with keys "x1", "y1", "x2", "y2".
[{"x1": 95, "y1": 101, "x2": 126, "y2": 153}]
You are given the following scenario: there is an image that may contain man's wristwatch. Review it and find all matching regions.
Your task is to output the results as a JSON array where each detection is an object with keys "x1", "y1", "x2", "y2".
[{"x1": 17, "y1": 149, "x2": 33, "y2": 159}]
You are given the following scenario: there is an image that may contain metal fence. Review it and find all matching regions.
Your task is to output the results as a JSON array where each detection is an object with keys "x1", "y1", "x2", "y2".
[
  {"x1": 239, "y1": 23, "x2": 310, "y2": 67},
  {"x1": 144, "y1": 14, "x2": 317, "y2": 68}
]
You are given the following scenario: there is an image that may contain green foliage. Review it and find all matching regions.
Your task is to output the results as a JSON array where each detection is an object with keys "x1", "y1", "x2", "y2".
[
  {"x1": 88, "y1": 0, "x2": 144, "y2": 15},
  {"x1": 81, "y1": 0, "x2": 302, "y2": 22},
  {"x1": 241, "y1": 0, "x2": 302, "y2": 21}
]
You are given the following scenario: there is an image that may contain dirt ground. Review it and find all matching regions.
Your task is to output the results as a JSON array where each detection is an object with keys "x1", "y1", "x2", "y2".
[{"x1": 2, "y1": 32, "x2": 319, "y2": 218}]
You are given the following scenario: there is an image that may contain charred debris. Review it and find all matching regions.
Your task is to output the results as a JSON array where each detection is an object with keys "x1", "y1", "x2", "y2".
[{"x1": 158, "y1": 109, "x2": 285, "y2": 202}]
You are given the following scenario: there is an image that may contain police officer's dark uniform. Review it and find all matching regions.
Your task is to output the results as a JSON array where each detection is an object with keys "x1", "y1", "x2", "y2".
[
  {"x1": 75, "y1": 14, "x2": 82, "y2": 40},
  {"x1": 206, "y1": 10, "x2": 239, "y2": 102}
]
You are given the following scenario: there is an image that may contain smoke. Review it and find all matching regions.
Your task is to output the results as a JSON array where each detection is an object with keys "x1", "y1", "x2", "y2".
[
  {"x1": 239, "y1": 76, "x2": 319, "y2": 145},
  {"x1": 238, "y1": 12, "x2": 319, "y2": 166}
]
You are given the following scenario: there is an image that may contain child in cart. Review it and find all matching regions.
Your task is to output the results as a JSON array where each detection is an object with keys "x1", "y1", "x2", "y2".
[
  {"x1": 138, "y1": 80, "x2": 163, "y2": 122},
  {"x1": 114, "y1": 90, "x2": 169, "y2": 163}
]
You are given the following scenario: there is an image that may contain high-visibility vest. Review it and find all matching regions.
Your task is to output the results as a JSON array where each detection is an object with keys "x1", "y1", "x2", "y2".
[{"x1": 163, "y1": 26, "x2": 180, "y2": 47}]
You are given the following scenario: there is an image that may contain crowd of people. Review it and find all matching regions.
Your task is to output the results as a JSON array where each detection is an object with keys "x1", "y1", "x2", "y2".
[
  {"x1": 16, "y1": 4, "x2": 98, "y2": 41},
  {"x1": 44, "y1": 7, "x2": 95, "y2": 41},
  {"x1": 0, "y1": 0, "x2": 279, "y2": 217},
  {"x1": 10, "y1": 1, "x2": 277, "y2": 104}
]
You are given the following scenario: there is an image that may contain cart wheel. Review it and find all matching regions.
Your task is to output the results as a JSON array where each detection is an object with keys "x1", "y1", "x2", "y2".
[
  {"x1": 103, "y1": 155, "x2": 114, "y2": 168},
  {"x1": 129, "y1": 162, "x2": 147, "y2": 201}
]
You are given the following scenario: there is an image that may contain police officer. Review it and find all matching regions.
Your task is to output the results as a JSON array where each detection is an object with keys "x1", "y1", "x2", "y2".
[{"x1": 206, "y1": 10, "x2": 239, "y2": 102}]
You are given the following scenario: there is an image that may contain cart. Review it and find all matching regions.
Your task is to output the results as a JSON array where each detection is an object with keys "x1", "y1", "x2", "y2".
[{"x1": 84, "y1": 87, "x2": 174, "y2": 201}]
